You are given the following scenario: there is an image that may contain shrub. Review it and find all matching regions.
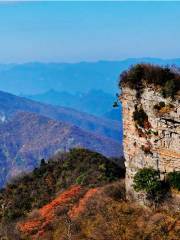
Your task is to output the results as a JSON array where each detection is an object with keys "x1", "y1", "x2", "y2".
[
  {"x1": 133, "y1": 168, "x2": 160, "y2": 193},
  {"x1": 133, "y1": 107, "x2": 150, "y2": 129},
  {"x1": 120, "y1": 64, "x2": 145, "y2": 89},
  {"x1": 119, "y1": 64, "x2": 180, "y2": 98},
  {"x1": 154, "y1": 102, "x2": 165, "y2": 111},
  {"x1": 141, "y1": 144, "x2": 152, "y2": 155},
  {"x1": 104, "y1": 182, "x2": 125, "y2": 201},
  {"x1": 153, "y1": 102, "x2": 175, "y2": 115},
  {"x1": 75, "y1": 173, "x2": 87, "y2": 185},
  {"x1": 167, "y1": 171, "x2": 180, "y2": 191},
  {"x1": 162, "y1": 79, "x2": 176, "y2": 98},
  {"x1": 133, "y1": 168, "x2": 169, "y2": 203}
]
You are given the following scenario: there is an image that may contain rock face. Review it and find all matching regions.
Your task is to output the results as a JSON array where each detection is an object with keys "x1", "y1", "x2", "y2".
[{"x1": 120, "y1": 86, "x2": 180, "y2": 200}]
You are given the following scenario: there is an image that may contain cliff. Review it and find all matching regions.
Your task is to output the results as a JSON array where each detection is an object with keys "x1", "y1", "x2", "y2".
[{"x1": 120, "y1": 64, "x2": 180, "y2": 203}]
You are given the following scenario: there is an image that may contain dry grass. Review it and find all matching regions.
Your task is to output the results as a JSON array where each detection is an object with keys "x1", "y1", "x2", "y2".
[{"x1": 16, "y1": 181, "x2": 180, "y2": 240}]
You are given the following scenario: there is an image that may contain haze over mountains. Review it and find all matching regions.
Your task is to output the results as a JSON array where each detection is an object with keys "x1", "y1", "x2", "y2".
[
  {"x1": 25, "y1": 89, "x2": 122, "y2": 118},
  {"x1": 0, "y1": 58, "x2": 180, "y2": 96},
  {"x1": 0, "y1": 90, "x2": 121, "y2": 141},
  {"x1": 0, "y1": 90, "x2": 122, "y2": 187},
  {"x1": 0, "y1": 111, "x2": 121, "y2": 187},
  {"x1": 0, "y1": 58, "x2": 179, "y2": 120},
  {"x1": 0, "y1": 57, "x2": 179, "y2": 187}
]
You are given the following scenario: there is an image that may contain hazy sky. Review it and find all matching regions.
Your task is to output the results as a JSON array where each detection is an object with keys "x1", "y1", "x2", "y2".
[{"x1": 0, "y1": 1, "x2": 180, "y2": 63}]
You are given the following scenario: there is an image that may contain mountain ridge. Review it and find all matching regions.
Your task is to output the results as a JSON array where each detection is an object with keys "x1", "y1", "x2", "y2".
[
  {"x1": 0, "y1": 111, "x2": 122, "y2": 187},
  {"x1": 0, "y1": 90, "x2": 122, "y2": 142},
  {"x1": 0, "y1": 58, "x2": 180, "y2": 95}
]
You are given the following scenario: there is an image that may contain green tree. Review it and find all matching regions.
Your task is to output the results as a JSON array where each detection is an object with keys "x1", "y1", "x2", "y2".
[
  {"x1": 162, "y1": 79, "x2": 176, "y2": 98},
  {"x1": 167, "y1": 171, "x2": 180, "y2": 191},
  {"x1": 133, "y1": 168, "x2": 168, "y2": 203}
]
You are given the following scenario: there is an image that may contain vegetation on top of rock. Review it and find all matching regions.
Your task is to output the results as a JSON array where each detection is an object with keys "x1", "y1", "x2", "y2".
[
  {"x1": 0, "y1": 148, "x2": 124, "y2": 222},
  {"x1": 119, "y1": 64, "x2": 180, "y2": 98}
]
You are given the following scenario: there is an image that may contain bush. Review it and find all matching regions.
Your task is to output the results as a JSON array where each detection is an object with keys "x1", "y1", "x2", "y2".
[
  {"x1": 162, "y1": 79, "x2": 176, "y2": 98},
  {"x1": 133, "y1": 168, "x2": 169, "y2": 203},
  {"x1": 141, "y1": 144, "x2": 152, "y2": 155},
  {"x1": 75, "y1": 173, "x2": 87, "y2": 185},
  {"x1": 119, "y1": 64, "x2": 180, "y2": 98},
  {"x1": 167, "y1": 171, "x2": 180, "y2": 191},
  {"x1": 133, "y1": 107, "x2": 149, "y2": 129},
  {"x1": 133, "y1": 168, "x2": 160, "y2": 193},
  {"x1": 154, "y1": 101, "x2": 165, "y2": 111},
  {"x1": 104, "y1": 182, "x2": 125, "y2": 201}
]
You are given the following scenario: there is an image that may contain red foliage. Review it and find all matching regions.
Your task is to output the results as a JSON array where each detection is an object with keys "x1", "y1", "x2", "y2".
[
  {"x1": 18, "y1": 219, "x2": 42, "y2": 234},
  {"x1": 68, "y1": 188, "x2": 99, "y2": 219},
  {"x1": 39, "y1": 185, "x2": 81, "y2": 219},
  {"x1": 18, "y1": 185, "x2": 81, "y2": 238},
  {"x1": 18, "y1": 185, "x2": 100, "y2": 239}
]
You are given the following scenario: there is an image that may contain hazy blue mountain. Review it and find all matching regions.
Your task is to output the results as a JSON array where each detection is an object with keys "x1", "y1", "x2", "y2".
[
  {"x1": 103, "y1": 107, "x2": 122, "y2": 121},
  {"x1": 0, "y1": 111, "x2": 122, "y2": 187},
  {"x1": 0, "y1": 58, "x2": 180, "y2": 95},
  {"x1": 0, "y1": 90, "x2": 123, "y2": 187},
  {"x1": 0, "y1": 90, "x2": 122, "y2": 142},
  {"x1": 25, "y1": 89, "x2": 117, "y2": 116}
]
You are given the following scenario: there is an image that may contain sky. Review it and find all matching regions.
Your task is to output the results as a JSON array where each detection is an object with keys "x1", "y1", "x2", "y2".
[{"x1": 0, "y1": 1, "x2": 180, "y2": 63}]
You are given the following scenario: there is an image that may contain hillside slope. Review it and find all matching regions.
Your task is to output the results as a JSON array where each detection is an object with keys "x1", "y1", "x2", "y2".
[
  {"x1": 25, "y1": 89, "x2": 116, "y2": 117},
  {"x1": 0, "y1": 90, "x2": 122, "y2": 142},
  {"x1": 0, "y1": 149, "x2": 179, "y2": 240},
  {"x1": 0, "y1": 112, "x2": 122, "y2": 187}
]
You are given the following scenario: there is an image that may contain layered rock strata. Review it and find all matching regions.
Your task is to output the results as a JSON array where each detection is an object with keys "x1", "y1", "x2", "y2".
[{"x1": 120, "y1": 86, "x2": 180, "y2": 201}]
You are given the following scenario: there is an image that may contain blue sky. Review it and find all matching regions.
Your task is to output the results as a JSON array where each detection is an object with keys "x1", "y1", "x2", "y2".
[{"x1": 0, "y1": 1, "x2": 180, "y2": 63}]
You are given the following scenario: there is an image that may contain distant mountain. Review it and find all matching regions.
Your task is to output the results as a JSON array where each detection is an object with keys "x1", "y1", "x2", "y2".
[
  {"x1": 0, "y1": 90, "x2": 122, "y2": 142},
  {"x1": 25, "y1": 89, "x2": 117, "y2": 116},
  {"x1": 0, "y1": 58, "x2": 180, "y2": 95},
  {"x1": 0, "y1": 112, "x2": 122, "y2": 187},
  {"x1": 103, "y1": 107, "x2": 122, "y2": 121}
]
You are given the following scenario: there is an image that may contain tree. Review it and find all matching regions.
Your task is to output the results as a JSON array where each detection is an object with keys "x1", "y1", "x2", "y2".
[
  {"x1": 162, "y1": 79, "x2": 176, "y2": 98},
  {"x1": 167, "y1": 171, "x2": 180, "y2": 191},
  {"x1": 40, "y1": 159, "x2": 46, "y2": 167},
  {"x1": 133, "y1": 168, "x2": 168, "y2": 203}
]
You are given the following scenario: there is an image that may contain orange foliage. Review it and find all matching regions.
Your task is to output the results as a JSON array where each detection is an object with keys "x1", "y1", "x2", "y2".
[
  {"x1": 39, "y1": 185, "x2": 81, "y2": 219},
  {"x1": 18, "y1": 219, "x2": 42, "y2": 234},
  {"x1": 18, "y1": 185, "x2": 81, "y2": 238},
  {"x1": 68, "y1": 188, "x2": 99, "y2": 219}
]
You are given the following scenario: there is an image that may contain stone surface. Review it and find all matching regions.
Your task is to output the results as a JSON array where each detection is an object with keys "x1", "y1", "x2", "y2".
[{"x1": 120, "y1": 86, "x2": 180, "y2": 202}]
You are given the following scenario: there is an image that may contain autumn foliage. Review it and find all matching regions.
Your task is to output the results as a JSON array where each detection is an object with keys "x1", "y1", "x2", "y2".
[
  {"x1": 68, "y1": 188, "x2": 99, "y2": 219},
  {"x1": 18, "y1": 185, "x2": 82, "y2": 237}
]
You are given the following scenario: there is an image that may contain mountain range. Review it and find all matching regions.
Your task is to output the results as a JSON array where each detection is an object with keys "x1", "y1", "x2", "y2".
[
  {"x1": 0, "y1": 58, "x2": 178, "y2": 120},
  {"x1": 24, "y1": 89, "x2": 119, "y2": 117},
  {"x1": 0, "y1": 58, "x2": 180, "y2": 95},
  {"x1": 0, "y1": 90, "x2": 122, "y2": 187},
  {"x1": 0, "y1": 111, "x2": 121, "y2": 187},
  {"x1": 0, "y1": 90, "x2": 122, "y2": 141}
]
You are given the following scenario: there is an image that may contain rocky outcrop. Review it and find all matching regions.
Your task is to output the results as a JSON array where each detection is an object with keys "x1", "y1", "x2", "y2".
[{"x1": 120, "y1": 85, "x2": 180, "y2": 201}]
